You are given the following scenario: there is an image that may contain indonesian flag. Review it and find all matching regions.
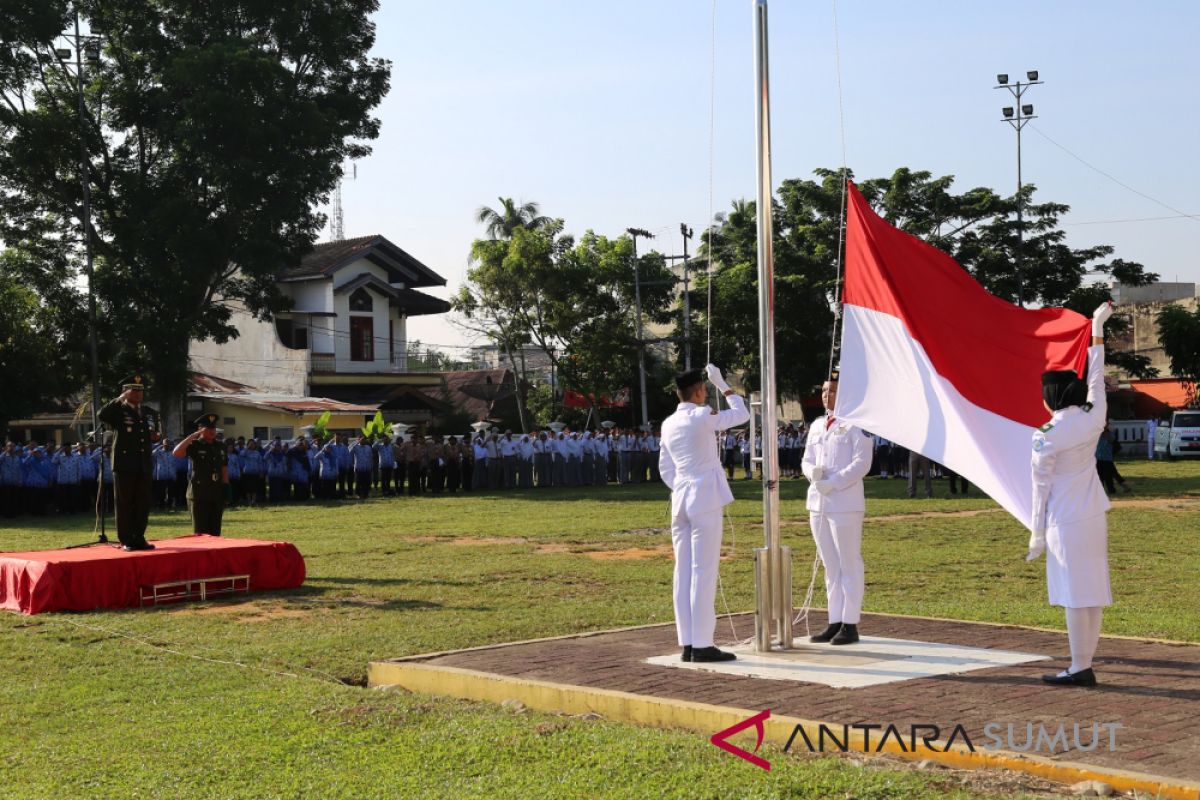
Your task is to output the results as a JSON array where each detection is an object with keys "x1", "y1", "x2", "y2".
[{"x1": 835, "y1": 182, "x2": 1091, "y2": 529}]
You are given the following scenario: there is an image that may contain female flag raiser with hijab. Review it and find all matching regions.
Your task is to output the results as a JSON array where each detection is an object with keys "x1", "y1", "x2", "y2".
[{"x1": 832, "y1": 182, "x2": 1092, "y2": 528}]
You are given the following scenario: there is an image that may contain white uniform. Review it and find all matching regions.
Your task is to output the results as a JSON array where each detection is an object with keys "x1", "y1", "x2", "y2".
[
  {"x1": 1031, "y1": 344, "x2": 1111, "y2": 609},
  {"x1": 801, "y1": 415, "x2": 873, "y2": 625},
  {"x1": 1146, "y1": 419, "x2": 1157, "y2": 460},
  {"x1": 658, "y1": 394, "x2": 749, "y2": 648}
]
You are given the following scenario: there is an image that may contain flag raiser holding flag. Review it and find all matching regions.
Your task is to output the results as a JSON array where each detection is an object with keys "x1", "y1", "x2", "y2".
[{"x1": 834, "y1": 182, "x2": 1092, "y2": 530}]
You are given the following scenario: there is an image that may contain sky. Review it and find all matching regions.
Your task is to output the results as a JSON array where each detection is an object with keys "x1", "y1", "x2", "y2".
[{"x1": 337, "y1": 1, "x2": 1200, "y2": 354}]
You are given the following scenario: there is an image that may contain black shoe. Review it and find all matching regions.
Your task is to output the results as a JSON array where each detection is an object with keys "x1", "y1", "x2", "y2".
[
  {"x1": 830, "y1": 623, "x2": 860, "y2": 645},
  {"x1": 691, "y1": 646, "x2": 736, "y2": 662},
  {"x1": 809, "y1": 623, "x2": 842, "y2": 643},
  {"x1": 1042, "y1": 668, "x2": 1097, "y2": 687},
  {"x1": 681, "y1": 646, "x2": 693, "y2": 662}
]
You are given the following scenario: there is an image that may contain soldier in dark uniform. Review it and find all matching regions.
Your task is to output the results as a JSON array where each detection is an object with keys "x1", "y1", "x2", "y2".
[
  {"x1": 98, "y1": 374, "x2": 160, "y2": 551},
  {"x1": 173, "y1": 413, "x2": 229, "y2": 535}
]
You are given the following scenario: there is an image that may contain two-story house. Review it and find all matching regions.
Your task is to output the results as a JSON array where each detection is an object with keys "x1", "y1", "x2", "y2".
[{"x1": 189, "y1": 235, "x2": 453, "y2": 427}]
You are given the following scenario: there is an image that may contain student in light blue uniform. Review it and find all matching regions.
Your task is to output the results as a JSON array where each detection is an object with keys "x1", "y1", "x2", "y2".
[
  {"x1": 374, "y1": 435, "x2": 396, "y2": 495},
  {"x1": 22, "y1": 447, "x2": 54, "y2": 515},
  {"x1": 52, "y1": 443, "x2": 80, "y2": 513},
  {"x1": 0, "y1": 441, "x2": 24, "y2": 517}
]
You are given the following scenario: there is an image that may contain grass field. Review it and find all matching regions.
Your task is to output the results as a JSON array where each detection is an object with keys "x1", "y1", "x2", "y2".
[{"x1": 1, "y1": 458, "x2": 1197, "y2": 799}]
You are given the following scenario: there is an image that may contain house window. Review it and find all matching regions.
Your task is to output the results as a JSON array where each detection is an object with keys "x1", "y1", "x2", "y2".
[
  {"x1": 350, "y1": 316, "x2": 374, "y2": 361},
  {"x1": 223, "y1": 417, "x2": 236, "y2": 425},
  {"x1": 269, "y1": 426, "x2": 294, "y2": 441},
  {"x1": 253, "y1": 427, "x2": 269, "y2": 440},
  {"x1": 349, "y1": 287, "x2": 373, "y2": 312},
  {"x1": 294, "y1": 326, "x2": 308, "y2": 349}
]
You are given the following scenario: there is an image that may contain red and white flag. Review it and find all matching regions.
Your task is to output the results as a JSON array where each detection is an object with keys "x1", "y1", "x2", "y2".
[{"x1": 836, "y1": 182, "x2": 1091, "y2": 528}]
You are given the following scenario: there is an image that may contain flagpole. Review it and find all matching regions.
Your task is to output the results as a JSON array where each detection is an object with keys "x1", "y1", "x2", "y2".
[{"x1": 752, "y1": 0, "x2": 793, "y2": 652}]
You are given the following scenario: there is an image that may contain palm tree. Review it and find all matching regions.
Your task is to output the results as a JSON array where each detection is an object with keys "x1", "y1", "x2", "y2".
[{"x1": 474, "y1": 197, "x2": 551, "y2": 239}]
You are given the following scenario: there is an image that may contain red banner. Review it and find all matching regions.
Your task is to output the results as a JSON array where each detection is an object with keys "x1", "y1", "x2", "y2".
[{"x1": 563, "y1": 388, "x2": 630, "y2": 408}]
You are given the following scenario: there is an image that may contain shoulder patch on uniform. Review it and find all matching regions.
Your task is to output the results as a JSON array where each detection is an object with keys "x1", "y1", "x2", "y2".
[
  {"x1": 1082, "y1": 402, "x2": 1094, "y2": 413},
  {"x1": 1038, "y1": 422, "x2": 1055, "y2": 432},
  {"x1": 1033, "y1": 438, "x2": 1046, "y2": 452}
]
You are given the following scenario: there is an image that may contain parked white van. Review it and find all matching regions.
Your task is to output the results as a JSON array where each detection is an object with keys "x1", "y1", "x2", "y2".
[{"x1": 1154, "y1": 410, "x2": 1200, "y2": 459}]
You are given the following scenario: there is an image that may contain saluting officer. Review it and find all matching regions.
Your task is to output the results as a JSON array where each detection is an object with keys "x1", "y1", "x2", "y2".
[
  {"x1": 173, "y1": 413, "x2": 228, "y2": 535},
  {"x1": 98, "y1": 374, "x2": 161, "y2": 551},
  {"x1": 801, "y1": 370, "x2": 873, "y2": 646}
]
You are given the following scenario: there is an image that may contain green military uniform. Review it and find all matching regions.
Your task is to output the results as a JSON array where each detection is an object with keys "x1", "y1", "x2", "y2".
[
  {"x1": 186, "y1": 413, "x2": 228, "y2": 536},
  {"x1": 97, "y1": 374, "x2": 160, "y2": 550}
]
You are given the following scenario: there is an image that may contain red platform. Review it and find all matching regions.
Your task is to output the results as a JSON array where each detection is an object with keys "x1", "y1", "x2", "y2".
[{"x1": 0, "y1": 535, "x2": 306, "y2": 615}]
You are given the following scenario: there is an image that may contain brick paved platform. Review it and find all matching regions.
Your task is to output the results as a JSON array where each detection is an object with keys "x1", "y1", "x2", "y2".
[{"x1": 371, "y1": 611, "x2": 1200, "y2": 794}]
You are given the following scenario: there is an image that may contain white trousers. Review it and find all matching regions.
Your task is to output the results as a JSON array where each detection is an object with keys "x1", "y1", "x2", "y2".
[
  {"x1": 809, "y1": 511, "x2": 865, "y2": 625},
  {"x1": 671, "y1": 506, "x2": 724, "y2": 648}
]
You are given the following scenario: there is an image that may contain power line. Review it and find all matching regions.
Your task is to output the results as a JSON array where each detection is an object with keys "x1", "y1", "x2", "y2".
[
  {"x1": 1062, "y1": 213, "x2": 1200, "y2": 227},
  {"x1": 1030, "y1": 125, "x2": 1200, "y2": 227}
]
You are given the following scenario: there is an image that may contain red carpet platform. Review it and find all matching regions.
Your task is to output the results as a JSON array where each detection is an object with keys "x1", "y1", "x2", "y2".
[{"x1": 0, "y1": 535, "x2": 306, "y2": 615}]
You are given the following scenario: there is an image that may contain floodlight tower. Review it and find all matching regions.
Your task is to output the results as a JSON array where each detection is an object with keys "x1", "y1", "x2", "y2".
[{"x1": 995, "y1": 70, "x2": 1043, "y2": 307}]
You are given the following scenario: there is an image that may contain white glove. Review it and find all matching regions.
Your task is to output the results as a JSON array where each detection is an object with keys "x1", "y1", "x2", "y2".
[
  {"x1": 1026, "y1": 531, "x2": 1046, "y2": 562},
  {"x1": 705, "y1": 363, "x2": 730, "y2": 393},
  {"x1": 1092, "y1": 301, "x2": 1113, "y2": 337},
  {"x1": 813, "y1": 479, "x2": 833, "y2": 496},
  {"x1": 811, "y1": 467, "x2": 827, "y2": 481}
]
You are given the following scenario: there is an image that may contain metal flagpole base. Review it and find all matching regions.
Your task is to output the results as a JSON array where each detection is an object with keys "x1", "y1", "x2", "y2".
[
  {"x1": 754, "y1": 544, "x2": 794, "y2": 652},
  {"x1": 777, "y1": 544, "x2": 793, "y2": 649},
  {"x1": 754, "y1": 547, "x2": 771, "y2": 652}
]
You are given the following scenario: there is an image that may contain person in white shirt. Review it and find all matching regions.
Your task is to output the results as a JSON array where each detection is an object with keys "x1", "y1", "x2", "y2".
[
  {"x1": 581, "y1": 432, "x2": 594, "y2": 485},
  {"x1": 723, "y1": 431, "x2": 738, "y2": 479},
  {"x1": 647, "y1": 430, "x2": 660, "y2": 482},
  {"x1": 659, "y1": 364, "x2": 749, "y2": 663},
  {"x1": 499, "y1": 431, "x2": 517, "y2": 489},
  {"x1": 565, "y1": 432, "x2": 583, "y2": 486},
  {"x1": 486, "y1": 434, "x2": 501, "y2": 489},
  {"x1": 801, "y1": 371, "x2": 873, "y2": 646},
  {"x1": 1028, "y1": 302, "x2": 1114, "y2": 688},
  {"x1": 533, "y1": 432, "x2": 550, "y2": 487},
  {"x1": 517, "y1": 434, "x2": 535, "y2": 488},
  {"x1": 552, "y1": 433, "x2": 566, "y2": 486},
  {"x1": 593, "y1": 433, "x2": 609, "y2": 485},
  {"x1": 739, "y1": 433, "x2": 752, "y2": 479},
  {"x1": 1145, "y1": 418, "x2": 1158, "y2": 460},
  {"x1": 472, "y1": 437, "x2": 489, "y2": 490}
]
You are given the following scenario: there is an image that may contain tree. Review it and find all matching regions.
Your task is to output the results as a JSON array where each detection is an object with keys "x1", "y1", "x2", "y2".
[
  {"x1": 474, "y1": 197, "x2": 551, "y2": 240},
  {"x1": 0, "y1": 1, "x2": 391, "y2": 432},
  {"x1": 0, "y1": 266, "x2": 66, "y2": 433},
  {"x1": 1156, "y1": 304, "x2": 1200, "y2": 407},
  {"x1": 456, "y1": 222, "x2": 675, "y2": 425},
  {"x1": 695, "y1": 166, "x2": 1161, "y2": 398}
]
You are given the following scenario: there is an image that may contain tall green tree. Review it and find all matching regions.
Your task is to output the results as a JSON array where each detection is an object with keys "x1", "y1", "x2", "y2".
[
  {"x1": 1156, "y1": 304, "x2": 1200, "y2": 407},
  {"x1": 0, "y1": 1, "x2": 390, "y2": 432},
  {"x1": 0, "y1": 264, "x2": 68, "y2": 432},
  {"x1": 456, "y1": 222, "x2": 675, "y2": 425},
  {"x1": 695, "y1": 167, "x2": 1159, "y2": 398},
  {"x1": 474, "y1": 197, "x2": 551, "y2": 240}
]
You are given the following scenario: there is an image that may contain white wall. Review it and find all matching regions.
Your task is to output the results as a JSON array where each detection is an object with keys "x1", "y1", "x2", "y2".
[
  {"x1": 331, "y1": 258, "x2": 405, "y2": 373},
  {"x1": 189, "y1": 300, "x2": 307, "y2": 395}
]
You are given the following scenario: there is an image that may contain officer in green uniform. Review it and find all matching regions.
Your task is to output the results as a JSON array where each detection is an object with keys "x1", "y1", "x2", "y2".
[
  {"x1": 98, "y1": 374, "x2": 160, "y2": 551},
  {"x1": 173, "y1": 413, "x2": 229, "y2": 536}
]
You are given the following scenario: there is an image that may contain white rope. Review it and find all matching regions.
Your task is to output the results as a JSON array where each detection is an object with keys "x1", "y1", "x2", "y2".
[
  {"x1": 52, "y1": 616, "x2": 347, "y2": 685},
  {"x1": 705, "y1": 0, "x2": 717, "y2": 368},
  {"x1": 827, "y1": 0, "x2": 850, "y2": 381},
  {"x1": 796, "y1": 0, "x2": 852, "y2": 639}
]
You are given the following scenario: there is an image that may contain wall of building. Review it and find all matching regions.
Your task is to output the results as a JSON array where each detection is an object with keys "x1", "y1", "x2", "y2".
[
  {"x1": 1110, "y1": 295, "x2": 1199, "y2": 379},
  {"x1": 199, "y1": 400, "x2": 372, "y2": 442},
  {"x1": 189, "y1": 301, "x2": 308, "y2": 395}
]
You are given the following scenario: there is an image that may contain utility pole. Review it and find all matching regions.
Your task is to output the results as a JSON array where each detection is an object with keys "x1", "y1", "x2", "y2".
[
  {"x1": 995, "y1": 70, "x2": 1042, "y2": 308},
  {"x1": 626, "y1": 227, "x2": 653, "y2": 429},
  {"x1": 680, "y1": 223, "x2": 694, "y2": 370}
]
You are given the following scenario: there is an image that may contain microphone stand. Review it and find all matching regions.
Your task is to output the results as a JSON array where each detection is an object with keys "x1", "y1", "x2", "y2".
[{"x1": 68, "y1": 425, "x2": 112, "y2": 549}]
